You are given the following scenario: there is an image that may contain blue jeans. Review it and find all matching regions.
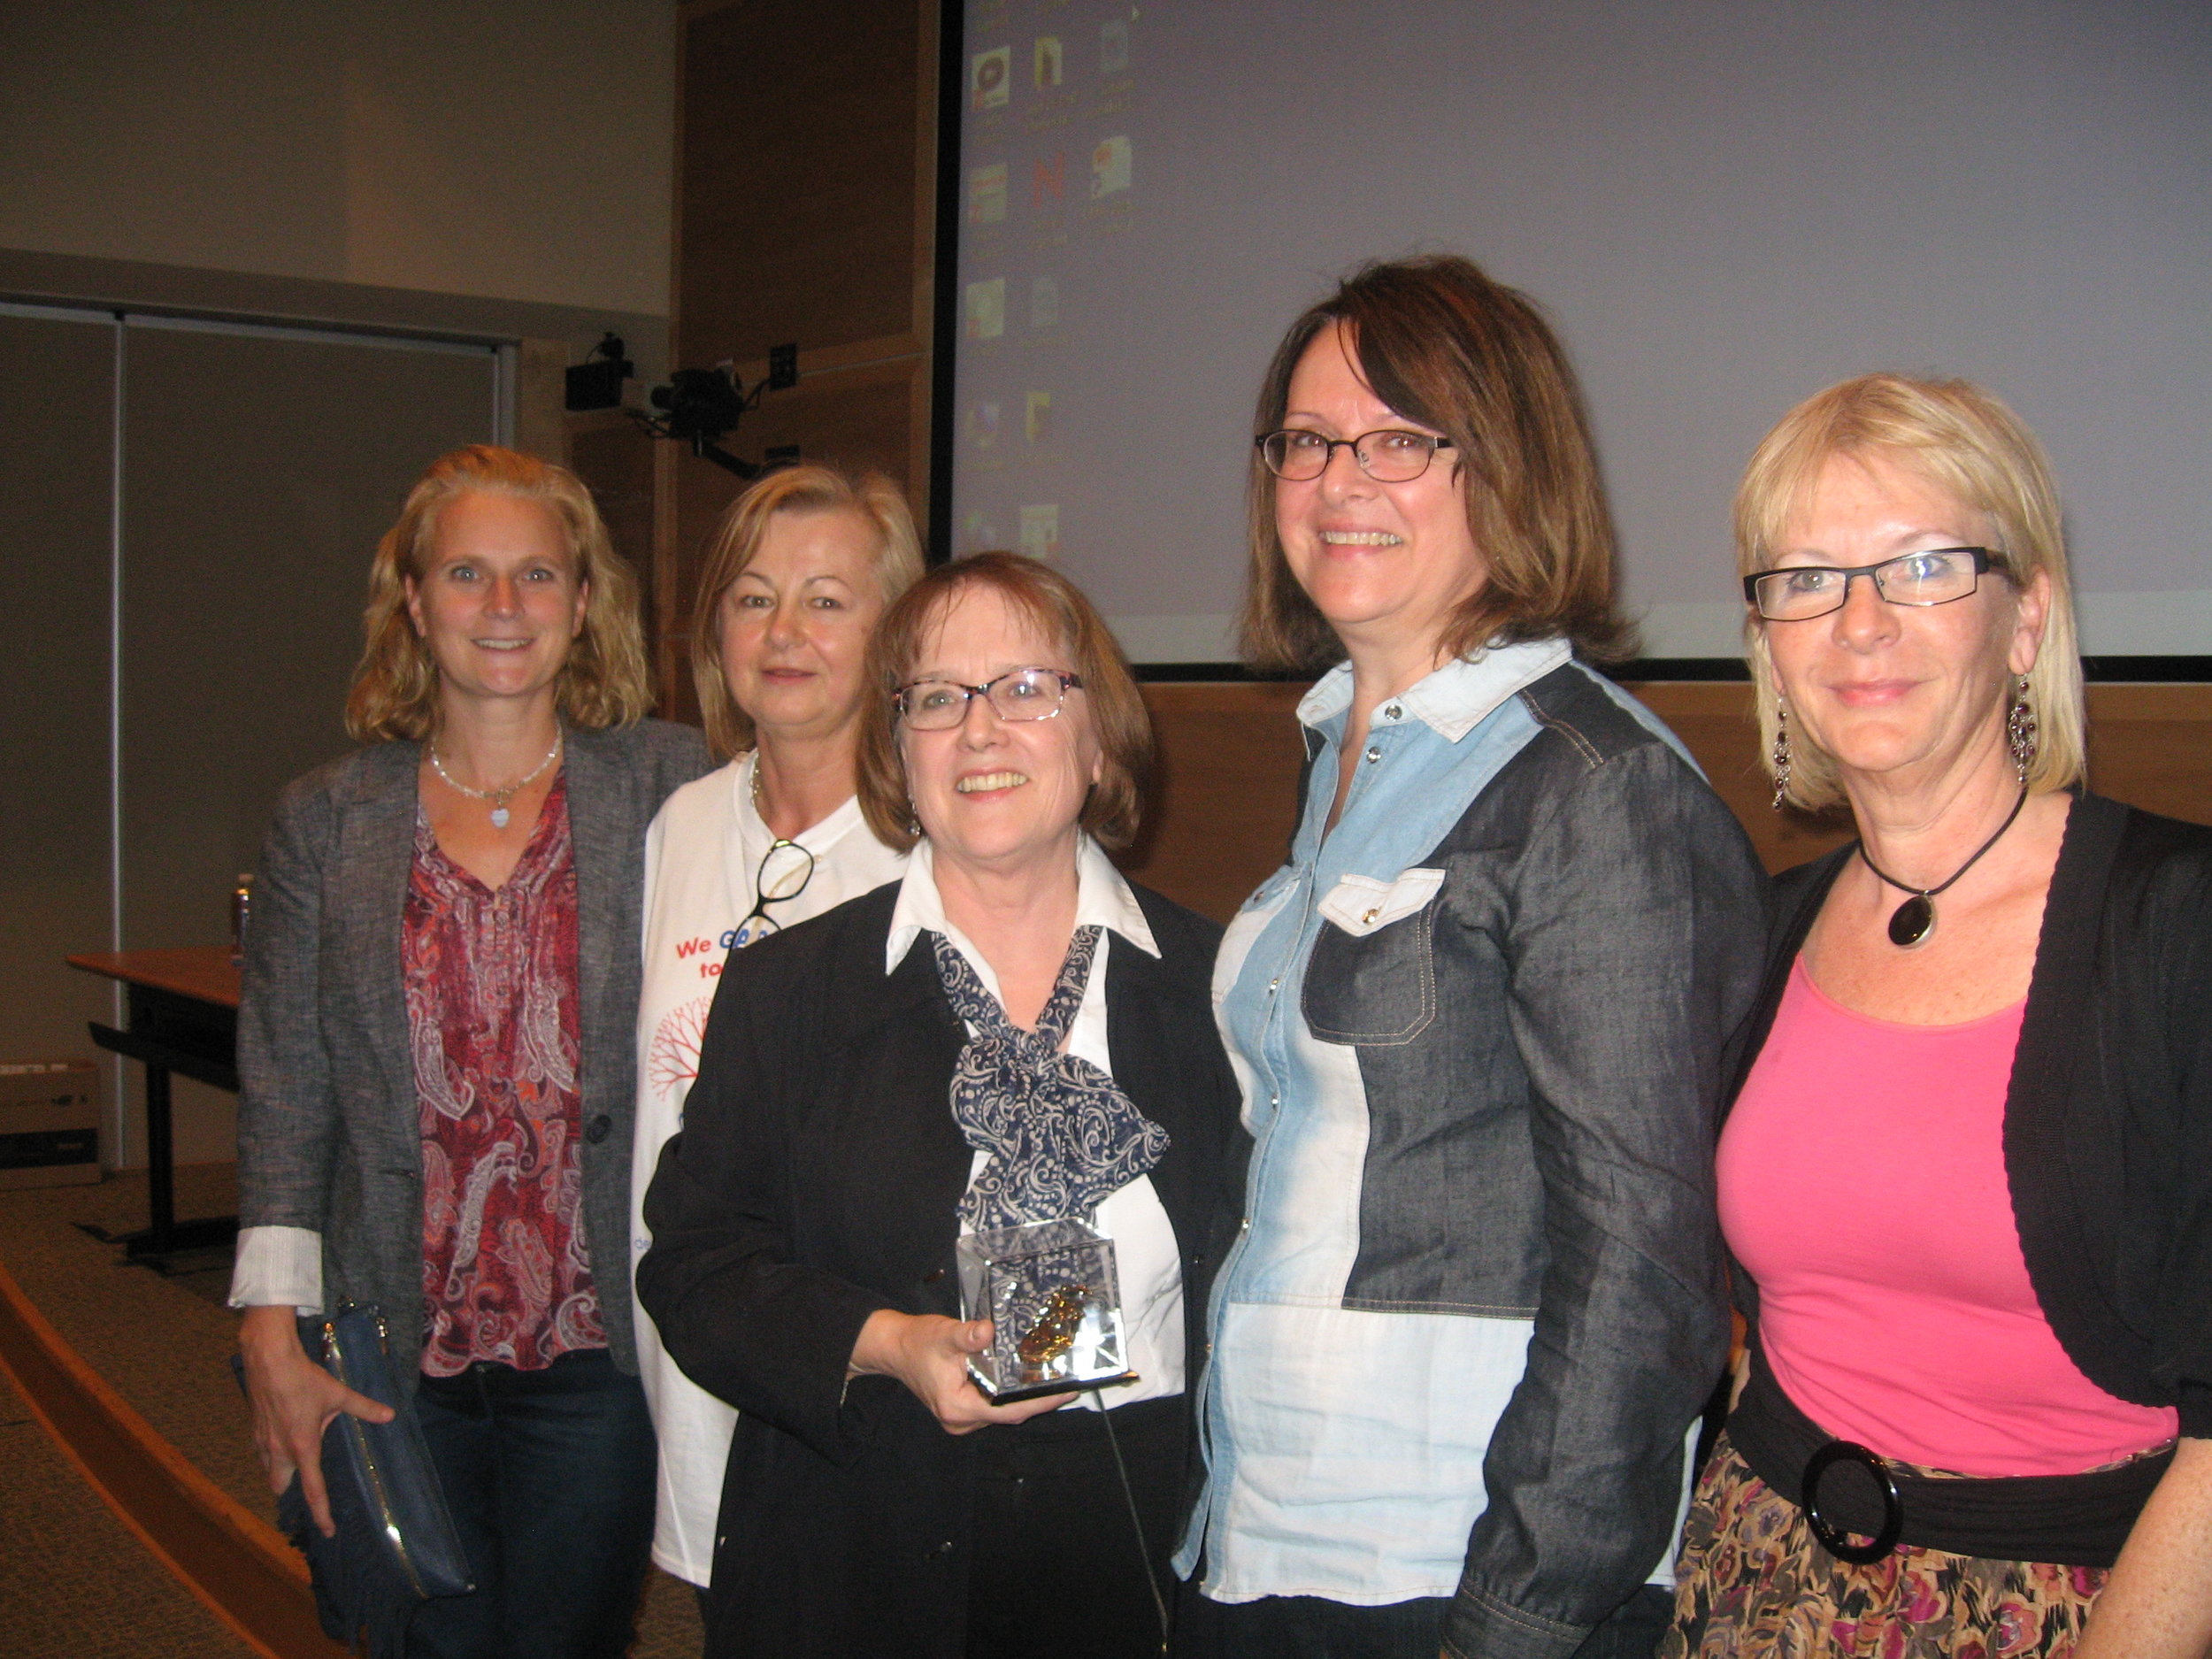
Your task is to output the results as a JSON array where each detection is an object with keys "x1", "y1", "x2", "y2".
[
  {"x1": 406, "y1": 1348, "x2": 657, "y2": 1659},
  {"x1": 1173, "y1": 1581, "x2": 1674, "y2": 1659}
]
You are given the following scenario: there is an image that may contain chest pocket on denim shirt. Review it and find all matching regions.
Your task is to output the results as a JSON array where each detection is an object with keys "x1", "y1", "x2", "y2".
[{"x1": 1302, "y1": 867, "x2": 1445, "y2": 1046}]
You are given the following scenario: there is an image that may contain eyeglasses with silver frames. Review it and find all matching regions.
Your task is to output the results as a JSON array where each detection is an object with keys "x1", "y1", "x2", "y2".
[
  {"x1": 895, "y1": 667, "x2": 1086, "y2": 731},
  {"x1": 1744, "y1": 548, "x2": 2008, "y2": 622},
  {"x1": 1256, "y1": 427, "x2": 1455, "y2": 483}
]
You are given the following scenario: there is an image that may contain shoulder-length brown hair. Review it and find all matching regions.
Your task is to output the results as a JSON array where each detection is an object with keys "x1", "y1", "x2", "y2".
[
  {"x1": 346, "y1": 445, "x2": 653, "y2": 742},
  {"x1": 689, "y1": 465, "x2": 926, "y2": 760},
  {"x1": 1241, "y1": 253, "x2": 1633, "y2": 672},
  {"x1": 856, "y1": 552, "x2": 1153, "y2": 853},
  {"x1": 1736, "y1": 373, "x2": 2085, "y2": 811}
]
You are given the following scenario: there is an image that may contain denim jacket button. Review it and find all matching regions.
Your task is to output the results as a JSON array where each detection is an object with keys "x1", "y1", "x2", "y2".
[
  {"x1": 1384, "y1": 703, "x2": 1402, "y2": 720},
  {"x1": 1364, "y1": 745, "x2": 1381, "y2": 764}
]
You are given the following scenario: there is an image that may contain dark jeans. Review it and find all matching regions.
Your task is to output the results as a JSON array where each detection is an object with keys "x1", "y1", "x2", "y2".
[
  {"x1": 405, "y1": 1348, "x2": 657, "y2": 1659},
  {"x1": 964, "y1": 1395, "x2": 1186, "y2": 1659},
  {"x1": 1172, "y1": 1579, "x2": 1674, "y2": 1659}
]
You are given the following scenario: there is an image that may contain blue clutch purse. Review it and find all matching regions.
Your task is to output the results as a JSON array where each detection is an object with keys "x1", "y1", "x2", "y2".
[{"x1": 260, "y1": 1304, "x2": 474, "y2": 1656}]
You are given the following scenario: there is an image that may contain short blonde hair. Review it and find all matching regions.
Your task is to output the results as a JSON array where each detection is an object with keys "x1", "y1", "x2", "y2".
[
  {"x1": 347, "y1": 445, "x2": 652, "y2": 742},
  {"x1": 1735, "y1": 373, "x2": 2085, "y2": 811},
  {"x1": 689, "y1": 465, "x2": 926, "y2": 760},
  {"x1": 856, "y1": 553, "x2": 1154, "y2": 853},
  {"x1": 1241, "y1": 254, "x2": 1634, "y2": 672}
]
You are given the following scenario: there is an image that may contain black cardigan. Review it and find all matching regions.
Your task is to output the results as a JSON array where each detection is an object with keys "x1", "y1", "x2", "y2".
[
  {"x1": 1724, "y1": 793, "x2": 2212, "y2": 1439},
  {"x1": 636, "y1": 879, "x2": 1248, "y2": 1659}
]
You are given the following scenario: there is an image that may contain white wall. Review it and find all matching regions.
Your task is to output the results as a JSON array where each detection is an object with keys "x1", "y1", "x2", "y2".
[{"x1": 0, "y1": 0, "x2": 675, "y2": 319}]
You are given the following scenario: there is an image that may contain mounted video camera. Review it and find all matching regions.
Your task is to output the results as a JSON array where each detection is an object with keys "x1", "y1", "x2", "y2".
[{"x1": 631, "y1": 343, "x2": 801, "y2": 480}]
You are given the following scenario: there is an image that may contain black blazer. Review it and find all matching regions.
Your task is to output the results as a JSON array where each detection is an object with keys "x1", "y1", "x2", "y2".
[
  {"x1": 636, "y1": 878, "x2": 1247, "y2": 1659},
  {"x1": 1723, "y1": 792, "x2": 2212, "y2": 1436}
]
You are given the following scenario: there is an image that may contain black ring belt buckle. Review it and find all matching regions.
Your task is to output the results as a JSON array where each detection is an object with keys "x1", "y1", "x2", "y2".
[{"x1": 1801, "y1": 1440, "x2": 1904, "y2": 1564}]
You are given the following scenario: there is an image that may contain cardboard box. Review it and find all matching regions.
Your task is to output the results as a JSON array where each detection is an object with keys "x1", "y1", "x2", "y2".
[{"x1": 0, "y1": 1060, "x2": 102, "y2": 1189}]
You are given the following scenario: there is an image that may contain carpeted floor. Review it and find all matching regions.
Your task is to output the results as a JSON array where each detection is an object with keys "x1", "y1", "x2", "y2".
[
  {"x1": 0, "y1": 1164, "x2": 703, "y2": 1658},
  {"x1": 0, "y1": 1365, "x2": 256, "y2": 1658}
]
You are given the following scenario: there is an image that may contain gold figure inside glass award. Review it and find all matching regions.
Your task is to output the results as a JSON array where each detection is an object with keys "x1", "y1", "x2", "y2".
[{"x1": 956, "y1": 1219, "x2": 1135, "y2": 1402}]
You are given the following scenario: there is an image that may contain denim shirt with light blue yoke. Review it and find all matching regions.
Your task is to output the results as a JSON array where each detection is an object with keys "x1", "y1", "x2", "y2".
[{"x1": 1177, "y1": 637, "x2": 1706, "y2": 1616}]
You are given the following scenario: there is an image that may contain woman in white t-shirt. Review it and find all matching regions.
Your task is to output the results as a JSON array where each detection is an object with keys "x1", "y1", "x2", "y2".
[{"x1": 631, "y1": 465, "x2": 923, "y2": 1594}]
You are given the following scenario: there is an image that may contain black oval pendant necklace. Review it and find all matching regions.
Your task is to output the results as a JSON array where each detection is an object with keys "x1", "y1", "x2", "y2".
[{"x1": 1859, "y1": 782, "x2": 2030, "y2": 949}]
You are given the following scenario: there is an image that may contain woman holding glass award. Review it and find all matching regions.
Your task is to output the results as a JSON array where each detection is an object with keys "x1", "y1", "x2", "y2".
[
  {"x1": 637, "y1": 552, "x2": 1246, "y2": 1659},
  {"x1": 631, "y1": 465, "x2": 922, "y2": 1598}
]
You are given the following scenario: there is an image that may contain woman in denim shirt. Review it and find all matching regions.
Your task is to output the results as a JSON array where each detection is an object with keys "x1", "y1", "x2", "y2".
[{"x1": 1173, "y1": 256, "x2": 1768, "y2": 1659}]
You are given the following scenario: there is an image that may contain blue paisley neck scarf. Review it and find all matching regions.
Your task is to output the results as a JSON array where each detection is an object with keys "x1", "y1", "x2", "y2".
[{"x1": 930, "y1": 925, "x2": 1170, "y2": 1232}]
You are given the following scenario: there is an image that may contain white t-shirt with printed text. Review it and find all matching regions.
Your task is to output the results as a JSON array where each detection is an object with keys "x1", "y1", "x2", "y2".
[{"x1": 631, "y1": 751, "x2": 909, "y2": 1586}]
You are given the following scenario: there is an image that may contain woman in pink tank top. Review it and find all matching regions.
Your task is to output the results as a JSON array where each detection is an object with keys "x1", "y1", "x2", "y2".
[{"x1": 1662, "y1": 377, "x2": 2212, "y2": 1659}]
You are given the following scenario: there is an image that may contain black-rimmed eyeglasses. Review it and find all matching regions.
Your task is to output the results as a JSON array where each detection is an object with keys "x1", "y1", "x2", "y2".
[
  {"x1": 1256, "y1": 427, "x2": 1455, "y2": 482},
  {"x1": 895, "y1": 667, "x2": 1085, "y2": 731},
  {"x1": 1744, "y1": 548, "x2": 2008, "y2": 622},
  {"x1": 729, "y1": 838, "x2": 814, "y2": 949}
]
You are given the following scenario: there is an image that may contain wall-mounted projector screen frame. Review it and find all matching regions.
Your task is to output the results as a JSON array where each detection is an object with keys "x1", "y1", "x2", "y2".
[{"x1": 930, "y1": 0, "x2": 2212, "y2": 680}]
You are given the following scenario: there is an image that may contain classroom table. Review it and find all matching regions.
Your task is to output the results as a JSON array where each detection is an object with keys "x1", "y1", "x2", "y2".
[{"x1": 66, "y1": 948, "x2": 240, "y2": 1262}]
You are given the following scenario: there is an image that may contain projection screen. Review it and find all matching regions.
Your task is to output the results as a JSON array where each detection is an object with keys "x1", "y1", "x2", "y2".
[{"x1": 945, "y1": 0, "x2": 2212, "y2": 667}]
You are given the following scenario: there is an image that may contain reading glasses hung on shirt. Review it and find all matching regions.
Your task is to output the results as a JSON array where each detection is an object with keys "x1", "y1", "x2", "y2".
[
  {"x1": 1256, "y1": 426, "x2": 1455, "y2": 481},
  {"x1": 895, "y1": 667, "x2": 1087, "y2": 731},
  {"x1": 729, "y1": 837, "x2": 814, "y2": 949},
  {"x1": 1744, "y1": 547, "x2": 2008, "y2": 622}
]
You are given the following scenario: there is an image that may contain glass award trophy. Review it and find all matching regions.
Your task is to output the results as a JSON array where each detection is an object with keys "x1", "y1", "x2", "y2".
[{"x1": 956, "y1": 1217, "x2": 1135, "y2": 1403}]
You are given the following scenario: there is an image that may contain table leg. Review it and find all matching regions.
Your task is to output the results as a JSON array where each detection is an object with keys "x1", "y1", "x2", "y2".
[
  {"x1": 77, "y1": 1010, "x2": 242, "y2": 1264},
  {"x1": 117, "y1": 1056, "x2": 235, "y2": 1263},
  {"x1": 142, "y1": 1064, "x2": 176, "y2": 1254}
]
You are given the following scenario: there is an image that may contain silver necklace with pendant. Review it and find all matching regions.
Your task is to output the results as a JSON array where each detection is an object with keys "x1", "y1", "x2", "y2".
[
  {"x1": 1857, "y1": 782, "x2": 2029, "y2": 949},
  {"x1": 428, "y1": 734, "x2": 562, "y2": 829}
]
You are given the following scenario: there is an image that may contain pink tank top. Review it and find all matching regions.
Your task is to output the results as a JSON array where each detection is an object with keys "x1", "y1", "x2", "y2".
[{"x1": 1719, "y1": 958, "x2": 2176, "y2": 1477}]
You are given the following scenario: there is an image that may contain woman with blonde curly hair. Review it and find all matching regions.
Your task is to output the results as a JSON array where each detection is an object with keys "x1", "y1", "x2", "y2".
[
  {"x1": 230, "y1": 444, "x2": 708, "y2": 1657},
  {"x1": 1666, "y1": 374, "x2": 2212, "y2": 1658}
]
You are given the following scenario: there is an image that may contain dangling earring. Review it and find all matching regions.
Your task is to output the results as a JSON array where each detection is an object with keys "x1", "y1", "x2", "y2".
[
  {"x1": 1770, "y1": 700, "x2": 1793, "y2": 811},
  {"x1": 2007, "y1": 674, "x2": 2037, "y2": 784},
  {"x1": 907, "y1": 798, "x2": 923, "y2": 840}
]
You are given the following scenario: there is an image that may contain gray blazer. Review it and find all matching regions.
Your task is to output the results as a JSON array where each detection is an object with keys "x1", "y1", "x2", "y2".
[{"x1": 235, "y1": 719, "x2": 710, "y2": 1384}]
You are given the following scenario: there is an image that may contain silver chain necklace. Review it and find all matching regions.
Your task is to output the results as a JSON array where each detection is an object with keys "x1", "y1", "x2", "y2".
[{"x1": 427, "y1": 734, "x2": 562, "y2": 828}]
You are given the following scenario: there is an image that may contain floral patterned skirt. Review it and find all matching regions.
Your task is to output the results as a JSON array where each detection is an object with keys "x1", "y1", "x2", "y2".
[{"x1": 1662, "y1": 1435, "x2": 2108, "y2": 1658}]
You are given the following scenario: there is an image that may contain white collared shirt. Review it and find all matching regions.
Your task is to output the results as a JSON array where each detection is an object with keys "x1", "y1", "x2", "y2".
[{"x1": 887, "y1": 836, "x2": 1186, "y2": 1415}]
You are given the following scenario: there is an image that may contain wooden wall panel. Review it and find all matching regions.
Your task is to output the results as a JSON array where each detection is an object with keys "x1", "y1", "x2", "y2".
[
  {"x1": 568, "y1": 412, "x2": 661, "y2": 664},
  {"x1": 2084, "y1": 684, "x2": 2212, "y2": 829},
  {"x1": 1120, "y1": 684, "x2": 1312, "y2": 923},
  {"x1": 666, "y1": 0, "x2": 941, "y2": 713},
  {"x1": 679, "y1": 1, "x2": 926, "y2": 365},
  {"x1": 1123, "y1": 680, "x2": 2212, "y2": 922},
  {"x1": 739, "y1": 358, "x2": 927, "y2": 493}
]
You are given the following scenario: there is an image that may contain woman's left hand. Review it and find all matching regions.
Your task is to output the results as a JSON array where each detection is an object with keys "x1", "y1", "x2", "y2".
[
  {"x1": 2071, "y1": 1436, "x2": 2212, "y2": 1658},
  {"x1": 847, "y1": 1309, "x2": 1077, "y2": 1433}
]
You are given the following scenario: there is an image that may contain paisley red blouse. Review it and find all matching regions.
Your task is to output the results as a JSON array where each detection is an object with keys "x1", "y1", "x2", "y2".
[{"x1": 404, "y1": 773, "x2": 603, "y2": 1375}]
